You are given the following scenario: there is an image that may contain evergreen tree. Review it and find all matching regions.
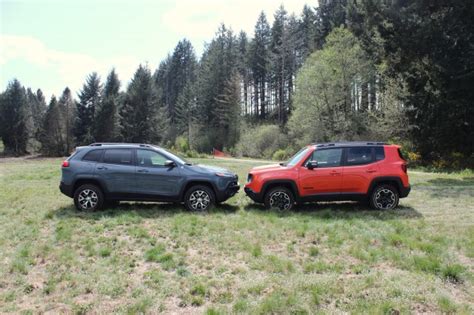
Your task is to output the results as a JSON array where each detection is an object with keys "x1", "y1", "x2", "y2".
[
  {"x1": 58, "y1": 87, "x2": 76, "y2": 153},
  {"x1": 121, "y1": 65, "x2": 165, "y2": 143},
  {"x1": 154, "y1": 40, "x2": 197, "y2": 141},
  {"x1": 0, "y1": 79, "x2": 29, "y2": 155},
  {"x1": 237, "y1": 31, "x2": 251, "y2": 116},
  {"x1": 195, "y1": 24, "x2": 240, "y2": 151},
  {"x1": 249, "y1": 12, "x2": 271, "y2": 119},
  {"x1": 74, "y1": 72, "x2": 102, "y2": 145},
  {"x1": 25, "y1": 88, "x2": 47, "y2": 151},
  {"x1": 40, "y1": 96, "x2": 65, "y2": 156},
  {"x1": 94, "y1": 69, "x2": 121, "y2": 142}
]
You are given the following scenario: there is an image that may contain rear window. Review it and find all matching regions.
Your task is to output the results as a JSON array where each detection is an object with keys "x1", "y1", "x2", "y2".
[
  {"x1": 103, "y1": 149, "x2": 133, "y2": 165},
  {"x1": 346, "y1": 147, "x2": 373, "y2": 165},
  {"x1": 82, "y1": 149, "x2": 103, "y2": 162},
  {"x1": 375, "y1": 147, "x2": 385, "y2": 161}
]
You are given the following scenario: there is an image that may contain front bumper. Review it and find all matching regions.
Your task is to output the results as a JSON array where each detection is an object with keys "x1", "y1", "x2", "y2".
[
  {"x1": 59, "y1": 181, "x2": 74, "y2": 198},
  {"x1": 244, "y1": 187, "x2": 264, "y2": 203},
  {"x1": 400, "y1": 184, "x2": 411, "y2": 198},
  {"x1": 215, "y1": 180, "x2": 240, "y2": 202}
]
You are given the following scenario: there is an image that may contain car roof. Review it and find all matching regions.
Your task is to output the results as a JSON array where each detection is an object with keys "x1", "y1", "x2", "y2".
[{"x1": 310, "y1": 141, "x2": 388, "y2": 149}]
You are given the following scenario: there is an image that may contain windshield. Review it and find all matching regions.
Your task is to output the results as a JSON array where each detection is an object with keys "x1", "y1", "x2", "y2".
[
  {"x1": 286, "y1": 147, "x2": 311, "y2": 166},
  {"x1": 159, "y1": 149, "x2": 191, "y2": 165}
]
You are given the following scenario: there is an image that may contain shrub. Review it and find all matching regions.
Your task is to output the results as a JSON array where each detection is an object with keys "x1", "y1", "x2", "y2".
[
  {"x1": 272, "y1": 149, "x2": 290, "y2": 161},
  {"x1": 175, "y1": 136, "x2": 189, "y2": 153},
  {"x1": 235, "y1": 124, "x2": 288, "y2": 159}
]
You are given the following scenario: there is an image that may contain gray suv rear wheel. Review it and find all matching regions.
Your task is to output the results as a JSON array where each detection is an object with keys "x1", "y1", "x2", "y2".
[{"x1": 74, "y1": 184, "x2": 104, "y2": 211}]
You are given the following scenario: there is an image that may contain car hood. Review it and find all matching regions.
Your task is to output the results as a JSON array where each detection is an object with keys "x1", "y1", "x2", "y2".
[
  {"x1": 251, "y1": 163, "x2": 287, "y2": 173},
  {"x1": 188, "y1": 164, "x2": 235, "y2": 176}
]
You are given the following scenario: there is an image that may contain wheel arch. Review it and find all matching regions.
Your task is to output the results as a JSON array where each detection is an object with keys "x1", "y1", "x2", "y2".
[
  {"x1": 73, "y1": 178, "x2": 106, "y2": 195},
  {"x1": 368, "y1": 176, "x2": 403, "y2": 196},
  {"x1": 261, "y1": 180, "x2": 299, "y2": 200},
  {"x1": 180, "y1": 180, "x2": 217, "y2": 201}
]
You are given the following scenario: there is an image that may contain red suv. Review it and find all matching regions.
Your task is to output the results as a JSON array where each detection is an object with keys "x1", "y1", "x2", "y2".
[{"x1": 244, "y1": 142, "x2": 410, "y2": 210}]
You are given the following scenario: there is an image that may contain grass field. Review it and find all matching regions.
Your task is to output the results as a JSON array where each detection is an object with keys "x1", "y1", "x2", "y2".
[{"x1": 0, "y1": 157, "x2": 473, "y2": 314}]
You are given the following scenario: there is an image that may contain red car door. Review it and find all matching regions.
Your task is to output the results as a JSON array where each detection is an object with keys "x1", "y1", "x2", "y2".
[
  {"x1": 298, "y1": 148, "x2": 344, "y2": 196},
  {"x1": 341, "y1": 146, "x2": 379, "y2": 194}
]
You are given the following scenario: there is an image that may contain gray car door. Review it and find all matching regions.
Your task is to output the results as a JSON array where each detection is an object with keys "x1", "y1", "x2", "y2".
[
  {"x1": 135, "y1": 149, "x2": 183, "y2": 197},
  {"x1": 96, "y1": 148, "x2": 136, "y2": 193}
]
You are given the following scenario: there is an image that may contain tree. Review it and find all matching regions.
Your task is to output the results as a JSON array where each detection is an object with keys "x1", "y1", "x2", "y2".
[
  {"x1": 74, "y1": 72, "x2": 102, "y2": 145},
  {"x1": 58, "y1": 87, "x2": 76, "y2": 153},
  {"x1": 194, "y1": 24, "x2": 240, "y2": 151},
  {"x1": 94, "y1": 69, "x2": 121, "y2": 142},
  {"x1": 289, "y1": 28, "x2": 369, "y2": 146},
  {"x1": 154, "y1": 39, "x2": 197, "y2": 142},
  {"x1": 25, "y1": 88, "x2": 47, "y2": 152},
  {"x1": 40, "y1": 96, "x2": 66, "y2": 156},
  {"x1": 120, "y1": 64, "x2": 166, "y2": 143},
  {"x1": 249, "y1": 12, "x2": 271, "y2": 119},
  {"x1": 0, "y1": 79, "x2": 29, "y2": 155},
  {"x1": 347, "y1": 0, "x2": 474, "y2": 163}
]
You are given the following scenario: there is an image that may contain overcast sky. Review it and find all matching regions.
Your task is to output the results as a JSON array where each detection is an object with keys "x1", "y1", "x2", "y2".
[{"x1": 1, "y1": 0, "x2": 313, "y2": 99}]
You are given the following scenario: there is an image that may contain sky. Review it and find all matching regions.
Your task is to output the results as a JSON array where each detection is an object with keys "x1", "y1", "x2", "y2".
[{"x1": 1, "y1": 0, "x2": 313, "y2": 100}]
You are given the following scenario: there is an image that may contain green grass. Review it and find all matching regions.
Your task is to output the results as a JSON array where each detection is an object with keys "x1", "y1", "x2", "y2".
[{"x1": 0, "y1": 157, "x2": 473, "y2": 313}]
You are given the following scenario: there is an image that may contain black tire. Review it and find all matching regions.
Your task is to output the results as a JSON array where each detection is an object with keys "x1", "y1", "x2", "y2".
[
  {"x1": 369, "y1": 184, "x2": 399, "y2": 210},
  {"x1": 73, "y1": 184, "x2": 104, "y2": 211},
  {"x1": 184, "y1": 185, "x2": 215, "y2": 211},
  {"x1": 264, "y1": 186, "x2": 295, "y2": 211}
]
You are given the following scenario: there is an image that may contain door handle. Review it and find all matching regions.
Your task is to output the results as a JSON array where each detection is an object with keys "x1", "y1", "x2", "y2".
[
  {"x1": 97, "y1": 166, "x2": 108, "y2": 170},
  {"x1": 330, "y1": 171, "x2": 341, "y2": 175},
  {"x1": 366, "y1": 169, "x2": 377, "y2": 173},
  {"x1": 137, "y1": 169, "x2": 149, "y2": 173}
]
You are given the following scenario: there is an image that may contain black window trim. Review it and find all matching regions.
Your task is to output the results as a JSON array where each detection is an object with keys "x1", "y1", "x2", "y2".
[
  {"x1": 134, "y1": 148, "x2": 174, "y2": 168},
  {"x1": 101, "y1": 148, "x2": 135, "y2": 166}
]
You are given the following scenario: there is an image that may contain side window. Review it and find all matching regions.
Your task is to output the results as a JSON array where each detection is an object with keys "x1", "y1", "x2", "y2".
[
  {"x1": 375, "y1": 146, "x2": 385, "y2": 161},
  {"x1": 82, "y1": 149, "x2": 103, "y2": 162},
  {"x1": 103, "y1": 149, "x2": 133, "y2": 165},
  {"x1": 310, "y1": 148, "x2": 343, "y2": 168},
  {"x1": 137, "y1": 150, "x2": 168, "y2": 167},
  {"x1": 346, "y1": 147, "x2": 373, "y2": 165}
]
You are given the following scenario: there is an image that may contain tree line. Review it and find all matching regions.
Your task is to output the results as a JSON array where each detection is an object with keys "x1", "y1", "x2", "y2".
[{"x1": 1, "y1": 1, "x2": 473, "y2": 168}]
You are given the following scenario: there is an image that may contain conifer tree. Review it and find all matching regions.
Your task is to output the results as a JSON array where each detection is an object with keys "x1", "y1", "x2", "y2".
[
  {"x1": 58, "y1": 87, "x2": 76, "y2": 153},
  {"x1": 40, "y1": 96, "x2": 65, "y2": 156},
  {"x1": 74, "y1": 72, "x2": 102, "y2": 145},
  {"x1": 249, "y1": 12, "x2": 271, "y2": 119},
  {"x1": 121, "y1": 65, "x2": 165, "y2": 143},
  {"x1": 0, "y1": 79, "x2": 29, "y2": 155},
  {"x1": 94, "y1": 69, "x2": 121, "y2": 142}
]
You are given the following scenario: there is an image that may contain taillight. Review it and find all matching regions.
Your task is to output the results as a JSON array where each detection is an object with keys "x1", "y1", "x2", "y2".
[
  {"x1": 401, "y1": 164, "x2": 407, "y2": 173},
  {"x1": 62, "y1": 161, "x2": 70, "y2": 167}
]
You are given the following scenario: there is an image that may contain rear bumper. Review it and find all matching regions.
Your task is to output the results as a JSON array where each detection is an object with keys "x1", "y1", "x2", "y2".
[
  {"x1": 244, "y1": 187, "x2": 264, "y2": 203},
  {"x1": 400, "y1": 184, "x2": 411, "y2": 198},
  {"x1": 59, "y1": 181, "x2": 74, "y2": 198}
]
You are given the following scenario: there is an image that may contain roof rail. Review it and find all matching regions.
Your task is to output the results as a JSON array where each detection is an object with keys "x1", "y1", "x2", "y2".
[
  {"x1": 89, "y1": 142, "x2": 151, "y2": 147},
  {"x1": 312, "y1": 141, "x2": 387, "y2": 147}
]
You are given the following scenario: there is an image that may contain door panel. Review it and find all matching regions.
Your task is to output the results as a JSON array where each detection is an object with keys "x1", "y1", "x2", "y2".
[
  {"x1": 341, "y1": 147, "x2": 379, "y2": 194},
  {"x1": 298, "y1": 148, "x2": 343, "y2": 196},
  {"x1": 97, "y1": 148, "x2": 136, "y2": 193},
  {"x1": 135, "y1": 149, "x2": 184, "y2": 197}
]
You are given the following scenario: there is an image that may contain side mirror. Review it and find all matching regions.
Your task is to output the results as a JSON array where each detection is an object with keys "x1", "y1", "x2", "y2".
[
  {"x1": 307, "y1": 160, "x2": 318, "y2": 170},
  {"x1": 164, "y1": 160, "x2": 176, "y2": 168}
]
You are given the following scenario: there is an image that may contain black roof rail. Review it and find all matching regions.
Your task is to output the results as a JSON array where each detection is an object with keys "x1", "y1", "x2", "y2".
[
  {"x1": 312, "y1": 141, "x2": 387, "y2": 147},
  {"x1": 89, "y1": 142, "x2": 152, "y2": 147}
]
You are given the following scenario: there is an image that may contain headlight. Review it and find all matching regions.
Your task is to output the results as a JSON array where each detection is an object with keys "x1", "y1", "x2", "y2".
[{"x1": 215, "y1": 172, "x2": 232, "y2": 177}]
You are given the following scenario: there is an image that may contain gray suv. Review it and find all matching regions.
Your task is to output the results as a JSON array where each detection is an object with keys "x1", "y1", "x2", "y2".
[{"x1": 59, "y1": 143, "x2": 239, "y2": 211}]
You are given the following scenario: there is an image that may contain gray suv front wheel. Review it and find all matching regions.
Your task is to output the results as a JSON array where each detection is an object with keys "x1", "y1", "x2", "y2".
[{"x1": 184, "y1": 185, "x2": 215, "y2": 211}]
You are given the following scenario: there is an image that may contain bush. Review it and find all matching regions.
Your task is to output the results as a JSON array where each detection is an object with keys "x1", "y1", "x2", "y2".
[
  {"x1": 272, "y1": 149, "x2": 290, "y2": 161},
  {"x1": 235, "y1": 124, "x2": 288, "y2": 159},
  {"x1": 175, "y1": 136, "x2": 189, "y2": 153}
]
